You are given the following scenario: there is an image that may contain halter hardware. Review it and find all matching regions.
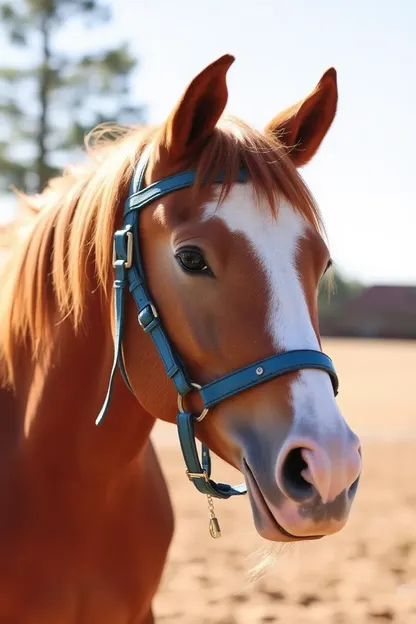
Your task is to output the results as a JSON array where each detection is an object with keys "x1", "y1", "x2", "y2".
[
  {"x1": 138, "y1": 303, "x2": 159, "y2": 331},
  {"x1": 112, "y1": 230, "x2": 133, "y2": 268},
  {"x1": 186, "y1": 470, "x2": 210, "y2": 483},
  {"x1": 96, "y1": 148, "x2": 340, "y2": 537},
  {"x1": 177, "y1": 383, "x2": 210, "y2": 422}
]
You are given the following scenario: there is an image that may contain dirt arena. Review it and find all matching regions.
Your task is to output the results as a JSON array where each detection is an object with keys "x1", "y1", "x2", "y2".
[{"x1": 151, "y1": 339, "x2": 416, "y2": 623}]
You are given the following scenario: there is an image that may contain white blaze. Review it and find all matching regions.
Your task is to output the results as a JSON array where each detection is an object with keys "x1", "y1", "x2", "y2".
[{"x1": 203, "y1": 184, "x2": 341, "y2": 438}]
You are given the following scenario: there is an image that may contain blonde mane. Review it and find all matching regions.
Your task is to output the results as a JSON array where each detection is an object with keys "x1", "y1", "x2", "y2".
[{"x1": 0, "y1": 117, "x2": 323, "y2": 386}]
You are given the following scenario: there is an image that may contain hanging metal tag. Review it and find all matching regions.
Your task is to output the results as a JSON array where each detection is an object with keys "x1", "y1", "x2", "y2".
[
  {"x1": 209, "y1": 516, "x2": 221, "y2": 539},
  {"x1": 207, "y1": 494, "x2": 221, "y2": 539}
]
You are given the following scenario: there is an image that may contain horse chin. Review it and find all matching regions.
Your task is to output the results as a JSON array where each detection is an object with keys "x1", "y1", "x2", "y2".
[{"x1": 242, "y1": 460, "x2": 323, "y2": 543}]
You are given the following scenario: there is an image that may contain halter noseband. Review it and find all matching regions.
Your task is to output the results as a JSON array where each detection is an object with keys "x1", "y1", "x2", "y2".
[{"x1": 96, "y1": 149, "x2": 339, "y2": 533}]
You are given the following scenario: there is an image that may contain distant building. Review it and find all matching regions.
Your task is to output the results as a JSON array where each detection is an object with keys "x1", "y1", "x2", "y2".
[{"x1": 320, "y1": 285, "x2": 416, "y2": 339}]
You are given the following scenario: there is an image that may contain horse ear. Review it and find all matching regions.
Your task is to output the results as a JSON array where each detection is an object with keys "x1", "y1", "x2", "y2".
[
  {"x1": 160, "y1": 54, "x2": 235, "y2": 160},
  {"x1": 265, "y1": 68, "x2": 338, "y2": 167}
]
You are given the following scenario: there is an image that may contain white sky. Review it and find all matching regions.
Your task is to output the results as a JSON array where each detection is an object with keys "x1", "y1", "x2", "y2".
[{"x1": 1, "y1": 0, "x2": 414, "y2": 285}]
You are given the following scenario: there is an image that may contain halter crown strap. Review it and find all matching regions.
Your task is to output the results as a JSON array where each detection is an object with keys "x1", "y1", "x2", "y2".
[{"x1": 125, "y1": 165, "x2": 249, "y2": 215}]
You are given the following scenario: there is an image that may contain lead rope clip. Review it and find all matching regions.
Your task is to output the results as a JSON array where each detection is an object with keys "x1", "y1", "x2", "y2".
[{"x1": 207, "y1": 494, "x2": 221, "y2": 539}]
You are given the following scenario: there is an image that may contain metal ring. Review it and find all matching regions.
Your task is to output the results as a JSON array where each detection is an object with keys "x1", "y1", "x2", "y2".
[{"x1": 177, "y1": 383, "x2": 209, "y2": 422}]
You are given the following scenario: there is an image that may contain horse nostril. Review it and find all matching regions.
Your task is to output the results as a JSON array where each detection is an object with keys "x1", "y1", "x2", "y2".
[
  {"x1": 348, "y1": 475, "x2": 360, "y2": 499},
  {"x1": 280, "y1": 447, "x2": 314, "y2": 502},
  {"x1": 347, "y1": 445, "x2": 362, "y2": 498}
]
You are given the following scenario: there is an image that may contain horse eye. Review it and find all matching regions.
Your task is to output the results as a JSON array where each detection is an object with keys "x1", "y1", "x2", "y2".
[{"x1": 175, "y1": 248, "x2": 213, "y2": 276}]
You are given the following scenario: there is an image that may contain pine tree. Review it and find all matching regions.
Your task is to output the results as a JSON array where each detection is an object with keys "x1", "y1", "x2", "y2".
[{"x1": 0, "y1": 0, "x2": 144, "y2": 194}]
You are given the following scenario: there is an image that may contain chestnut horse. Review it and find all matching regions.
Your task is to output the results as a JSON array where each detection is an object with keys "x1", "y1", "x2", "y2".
[{"x1": 0, "y1": 55, "x2": 361, "y2": 622}]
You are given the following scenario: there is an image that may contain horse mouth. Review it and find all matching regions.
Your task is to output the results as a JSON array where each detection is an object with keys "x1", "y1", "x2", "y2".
[{"x1": 242, "y1": 459, "x2": 323, "y2": 542}]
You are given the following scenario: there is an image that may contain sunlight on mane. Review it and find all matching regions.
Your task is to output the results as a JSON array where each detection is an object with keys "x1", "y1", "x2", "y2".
[{"x1": 0, "y1": 116, "x2": 325, "y2": 386}]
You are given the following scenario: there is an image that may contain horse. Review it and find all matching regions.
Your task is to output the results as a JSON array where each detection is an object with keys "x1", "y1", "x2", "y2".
[{"x1": 0, "y1": 54, "x2": 362, "y2": 623}]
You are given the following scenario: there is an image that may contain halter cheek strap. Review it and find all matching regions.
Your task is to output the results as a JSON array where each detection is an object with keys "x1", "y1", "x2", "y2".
[{"x1": 96, "y1": 149, "x2": 339, "y2": 505}]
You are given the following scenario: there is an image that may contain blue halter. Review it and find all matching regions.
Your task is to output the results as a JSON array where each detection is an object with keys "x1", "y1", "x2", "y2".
[{"x1": 96, "y1": 149, "x2": 339, "y2": 503}]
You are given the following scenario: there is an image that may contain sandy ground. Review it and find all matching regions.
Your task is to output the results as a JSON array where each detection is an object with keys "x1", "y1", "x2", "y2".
[{"x1": 151, "y1": 339, "x2": 416, "y2": 624}]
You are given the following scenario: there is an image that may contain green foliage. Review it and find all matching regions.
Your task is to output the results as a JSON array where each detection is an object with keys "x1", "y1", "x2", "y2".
[{"x1": 0, "y1": 0, "x2": 144, "y2": 193}]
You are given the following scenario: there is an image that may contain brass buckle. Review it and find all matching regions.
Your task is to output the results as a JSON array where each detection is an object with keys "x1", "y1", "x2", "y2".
[
  {"x1": 186, "y1": 470, "x2": 209, "y2": 483},
  {"x1": 137, "y1": 303, "x2": 159, "y2": 330},
  {"x1": 112, "y1": 231, "x2": 133, "y2": 269}
]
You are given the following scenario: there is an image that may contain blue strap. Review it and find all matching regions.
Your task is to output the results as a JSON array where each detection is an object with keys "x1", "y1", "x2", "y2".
[
  {"x1": 125, "y1": 167, "x2": 248, "y2": 215},
  {"x1": 200, "y1": 350, "x2": 338, "y2": 409},
  {"x1": 130, "y1": 147, "x2": 149, "y2": 196},
  {"x1": 119, "y1": 154, "x2": 248, "y2": 396},
  {"x1": 129, "y1": 277, "x2": 193, "y2": 395},
  {"x1": 123, "y1": 206, "x2": 193, "y2": 396},
  {"x1": 96, "y1": 228, "x2": 135, "y2": 425},
  {"x1": 176, "y1": 412, "x2": 247, "y2": 499}
]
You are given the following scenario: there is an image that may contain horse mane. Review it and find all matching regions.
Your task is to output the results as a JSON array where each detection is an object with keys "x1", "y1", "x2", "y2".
[{"x1": 0, "y1": 116, "x2": 323, "y2": 387}]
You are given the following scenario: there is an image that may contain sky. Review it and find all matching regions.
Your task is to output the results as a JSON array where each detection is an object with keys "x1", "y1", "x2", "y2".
[{"x1": 1, "y1": 0, "x2": 415, "y2": 285}]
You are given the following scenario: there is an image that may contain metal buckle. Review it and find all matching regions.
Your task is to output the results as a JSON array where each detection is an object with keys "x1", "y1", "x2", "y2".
[
  {"x1": 177, "y1": 382, "x2": 209, "y2": 422},
  {"x1": 112, "y1": 231, "x2": 133, "y2": 269},
  {"x1": 137, "y1": 303, "x2": 159, "y2": 330},
  {"x1": 186, "y1": 470, "x2": 209, "y2": 483}
]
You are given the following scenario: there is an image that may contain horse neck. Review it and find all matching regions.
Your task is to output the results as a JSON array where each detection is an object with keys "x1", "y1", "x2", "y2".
[{"x1": 15, "y1": 286, "x2": 156, "y2": 495}]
